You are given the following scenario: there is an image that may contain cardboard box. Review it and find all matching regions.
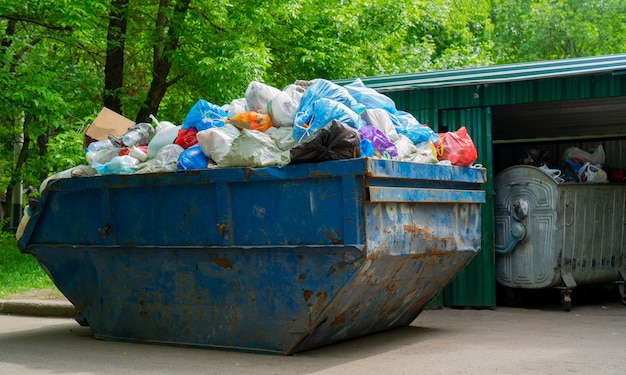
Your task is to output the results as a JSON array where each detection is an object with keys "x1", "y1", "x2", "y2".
[{"x1": 83, "y1": 107, "x2": 135, "y2": 148}]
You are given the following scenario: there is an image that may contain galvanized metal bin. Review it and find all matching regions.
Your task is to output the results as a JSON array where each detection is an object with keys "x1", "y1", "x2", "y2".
[
  {"x1": 19, "y1": 158, "x2": 486, "y2": 355},
  {"x1": 494, "y1": 165, "x2": 626, "y2": 310}
]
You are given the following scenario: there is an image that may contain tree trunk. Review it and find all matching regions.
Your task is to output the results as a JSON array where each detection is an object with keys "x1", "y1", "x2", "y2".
[
  {"x1": 135, "y1": 0, "x2": 191, "y2": 123},
  {"x1": 103, "y1": 0, "x2": 130, "y2": 114},
  {"x1": 1, "y1": 114, "x2": 32, "y2": 232}
]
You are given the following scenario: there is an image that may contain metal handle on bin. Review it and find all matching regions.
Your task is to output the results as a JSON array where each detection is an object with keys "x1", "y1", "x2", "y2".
[{"x1": 495, "y1": 222, "x2": 526, "y2": 255}]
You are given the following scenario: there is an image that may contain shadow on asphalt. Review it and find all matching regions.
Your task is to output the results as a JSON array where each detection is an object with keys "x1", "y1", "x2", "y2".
[{"x1": 496, "y1": 282, "x2": 623, "y2": 311}]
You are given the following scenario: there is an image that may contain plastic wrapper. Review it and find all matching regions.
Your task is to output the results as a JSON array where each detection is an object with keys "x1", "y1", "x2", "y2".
[{"x1": 290, "y1": 120, "x2": 360, "y2": 164}]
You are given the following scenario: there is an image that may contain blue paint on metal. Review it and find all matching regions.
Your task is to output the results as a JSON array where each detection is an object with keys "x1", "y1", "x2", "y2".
[{"x1": 19, "y1": 158, "x2": 486, "y2": 355}]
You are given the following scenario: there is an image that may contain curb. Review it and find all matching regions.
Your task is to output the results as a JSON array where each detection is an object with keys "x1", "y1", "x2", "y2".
[{"x1": 0, "y1": 299, "x2": 77, "y2": 318}]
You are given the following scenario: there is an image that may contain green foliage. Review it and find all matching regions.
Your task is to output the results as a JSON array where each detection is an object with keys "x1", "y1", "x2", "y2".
[
  {"x1": 492, "y1": 0, "x2": 626, "y2": 63},
  {"x1": 0, "y1": 231, "x2": 54, "y2": 298},
  {"x1": 0, "y1": 0, "x2": 624, "y2": 227}
]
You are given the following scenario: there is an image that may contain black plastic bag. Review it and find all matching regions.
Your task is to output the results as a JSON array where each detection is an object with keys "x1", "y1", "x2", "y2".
[{"x1": 289, "y1": 119, "x2": 360, "y2": 164}]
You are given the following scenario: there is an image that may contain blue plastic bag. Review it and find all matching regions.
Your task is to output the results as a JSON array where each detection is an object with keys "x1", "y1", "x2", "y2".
[
  {"x1": 295, "y1": 79, "x2": 363, "y2": 116},
  {"x1": 344, "y1": 78, "x2": 397, "y2": 114},
  {"x1": 92, "y1": 155, "x2": 140, "y2": 175},
  {"x1": 293, "y1": 98, "x2": 363, "y2": 143},
  {"x1": 182, "y1": 99, "x2": 228, "y2": 131},
  {"x1": 176, "y1": 144, "x2": 209, "y2": 172},
  {"x1": 393, "y1": 111, "x2": 440, "y2": 145}
]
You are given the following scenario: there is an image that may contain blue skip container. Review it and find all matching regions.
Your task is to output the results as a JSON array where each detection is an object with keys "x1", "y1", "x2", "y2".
[{"x1": 18, "y1": 158, "x2": 486, "y2": 355}]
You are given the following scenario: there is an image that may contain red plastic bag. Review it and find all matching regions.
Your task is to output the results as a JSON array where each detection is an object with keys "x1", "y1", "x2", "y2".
[
  {"x1": 175, "y1": 127, "x2": 199, "y2": 149},
  {"x1": 437, "y1": 126, "x2": 477, "y2": 167}
]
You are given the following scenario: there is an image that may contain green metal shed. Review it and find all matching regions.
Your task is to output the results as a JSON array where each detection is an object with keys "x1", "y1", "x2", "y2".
[{"x1": 338, "y1": 53, "x2": 626, "y2": 307}]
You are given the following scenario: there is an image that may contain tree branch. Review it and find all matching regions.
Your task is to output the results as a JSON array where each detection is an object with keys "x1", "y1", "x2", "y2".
[{"x1": 0, "y1": 14, "x2": 73, "y2": 32}]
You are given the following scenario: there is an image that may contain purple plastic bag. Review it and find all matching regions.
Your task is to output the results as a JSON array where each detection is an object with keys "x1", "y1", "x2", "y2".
[{"x1": 358, "y1": 125, "x2": 397, "y2": 158}]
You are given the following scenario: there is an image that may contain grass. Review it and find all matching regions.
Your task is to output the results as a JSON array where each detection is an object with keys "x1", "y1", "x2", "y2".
[{"x1": 0, "y1": 231, "x2": 55, "y2": 299}]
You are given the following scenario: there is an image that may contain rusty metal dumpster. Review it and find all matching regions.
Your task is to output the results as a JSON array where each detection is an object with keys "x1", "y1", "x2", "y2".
[
  {"x1": 18, "y1": 158, "x2": 486, "y2": 354},
  {"x1": 494, "y1": 165, "x2": 626, "y2": 310}
]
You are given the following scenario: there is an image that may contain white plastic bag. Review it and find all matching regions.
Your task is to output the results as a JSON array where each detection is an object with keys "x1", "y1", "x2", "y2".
[
  {"x1": 577, "y1": 162, "x2": 608, "y2": 183},
  {"x1": 222, "y1": 98, "x2": 249, "y2": 118},
  {"x1": 267, "y1": 91, "x2": 298, "y2": 127},
  {"x1": 393, "y1": 134, "x2": 418, "y2": 161},
  {"x1": 245, "y1": 81, "x2": 281, "y2": 114},
  {"x1": 360, "y1": 108, "x2": 399, "y2": 142},
  {"x1": 412, "y1": 141, "x2": 438, "y2": 164},
  {"x1": 92, "y1": 155, "x2": 140, "y2": 175},
  {"x1": 218, "y1": 129, "x2": 290, "y2": 167},
  {"x1": 196, "y1": 124, "x2": 241, "y2": 163},
  {"x1": 265, "y1": 126, "x2": 296, "y2": 151},
  {"x1": 135, "y1": 144, "x2": 184, "y2": 174},
  {"x1": 39, "y1": 165, "x2": 97, "y2": 193},
  {"x1": 563, "y1": 145, "x2": 605, "y2": 166},
  {"x1": 283, "y1": 83, "x2": 306, "y2": 103},
  {"x1": 147, "y1": 125, "x2": 181, "y2": 158}
]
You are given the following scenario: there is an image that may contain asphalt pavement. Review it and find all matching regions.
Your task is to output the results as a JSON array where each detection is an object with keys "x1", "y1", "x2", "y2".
[{"x1": 1, "y1": 288, "x2": 625, "y2": 374}]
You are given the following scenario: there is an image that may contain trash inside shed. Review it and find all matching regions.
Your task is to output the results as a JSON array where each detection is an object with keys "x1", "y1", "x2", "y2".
[{"x1": 494, "y1": 165, "x2": 626, "y2": 311}]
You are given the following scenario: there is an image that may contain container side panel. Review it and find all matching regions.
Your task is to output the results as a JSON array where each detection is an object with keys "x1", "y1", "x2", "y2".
[
  {"x1": 559, "y1": 185, "x2": 626, "y2": 284},
  {"x1": 229, "y1": 176, "x2": 354, "y2": 245}
]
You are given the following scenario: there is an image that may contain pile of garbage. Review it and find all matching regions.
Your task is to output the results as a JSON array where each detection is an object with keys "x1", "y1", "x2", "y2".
[
  {"x1": 520, "y1": 144, "x2": 615, "y2": 183},
  {"x1": 40, "y1": 78, "x2": 479, "y2": 193}
]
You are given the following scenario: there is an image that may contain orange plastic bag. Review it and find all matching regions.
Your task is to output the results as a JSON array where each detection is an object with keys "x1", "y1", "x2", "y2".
[
  {"x1": 229, "y1": 111, "x2": 273, "y2": 132},
  {"x1": 437, "y1": 126, "x2": 477, "y2": 167}
]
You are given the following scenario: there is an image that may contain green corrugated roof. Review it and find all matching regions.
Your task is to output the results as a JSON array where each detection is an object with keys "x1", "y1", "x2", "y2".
[{"x1": 336, "y1": 53, "x2": 626, "y2": 92}]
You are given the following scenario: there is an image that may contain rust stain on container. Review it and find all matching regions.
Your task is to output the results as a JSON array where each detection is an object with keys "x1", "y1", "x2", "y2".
[
  {"x1": 327, "y1": 266, "x2": 336, "y2": 277},
  {"x1": 385, "y1": 283, "x2": 396, "y2": 294},
  {"x1": 212, "y1": 258, "x2": 232, "y2": 269},
  {"x1": 330, "y1": 311, "x2": 347, "y2": 326},
  {"x1": 404, "y1": 224, "x2": 431, "y2": 236},
  {"x1": 298, "y1": 273, "x2": 306, "y2": 280},
  {"x1": 324, "y1": 231, "x2": 342, "y2": 244},
  {"x1": 303, "y1": 290, "x2": 314, "y2": 302}
]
